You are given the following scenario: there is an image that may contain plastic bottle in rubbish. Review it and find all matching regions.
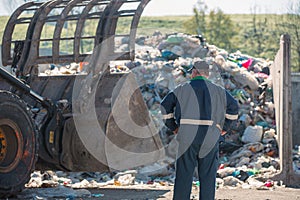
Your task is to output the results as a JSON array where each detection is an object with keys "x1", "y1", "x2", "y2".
[
  {"x1": 264, "y1": 180, "x2": 274, "y2": 187},
  {"x1": 232, "y1": 170, "x2": 240, "y2": 177},
  {"x1": 247, "y1": 168, "x2": 259, "y2": 176},
  {"x1": 92, "y1": 194, "x2": 105, "y2": 198},
  {"x1": 241, "y1": 59, "x2": 253, "y2": 69}
]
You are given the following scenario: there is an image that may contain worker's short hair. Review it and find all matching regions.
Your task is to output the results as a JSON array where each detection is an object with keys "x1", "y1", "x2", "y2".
[
  {"x1": 188, "y1": 60, "x2": 209, "y2": 72},
  {"x1": 193, "y1": 60, "x2": 209, "y2": 71}
]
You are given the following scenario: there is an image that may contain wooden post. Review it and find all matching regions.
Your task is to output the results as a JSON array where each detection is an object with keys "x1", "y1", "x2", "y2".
[{"x1": 271, "y1": 34, "x2": 300, "y2": 186}]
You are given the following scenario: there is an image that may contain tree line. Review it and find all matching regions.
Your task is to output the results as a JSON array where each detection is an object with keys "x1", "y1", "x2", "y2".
[{"x1": 183, "y1": 0, "x2": 300, "y2": 72}]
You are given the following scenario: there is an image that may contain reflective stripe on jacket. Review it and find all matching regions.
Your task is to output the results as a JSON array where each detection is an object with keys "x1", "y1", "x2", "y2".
[{"x1": 160, "y1": 77, "x2": 238, "y2": 132}]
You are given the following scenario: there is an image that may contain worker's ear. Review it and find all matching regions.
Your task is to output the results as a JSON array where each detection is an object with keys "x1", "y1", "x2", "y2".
[{"x1": 194, "y1": 69, "x2": 200, "y2": 74}]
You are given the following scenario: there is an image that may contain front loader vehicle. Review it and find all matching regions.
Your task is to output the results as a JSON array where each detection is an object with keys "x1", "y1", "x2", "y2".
[{"x1": 0, "y1": 0, "x2": 163, "y2": 197}]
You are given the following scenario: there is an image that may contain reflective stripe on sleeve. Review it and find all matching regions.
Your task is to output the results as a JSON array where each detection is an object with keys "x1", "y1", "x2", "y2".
[
  {"x1": 225, "y1": 113, "x2": 238, "y2": 120},
  {"x1": 180, "y1": 119, "x2": 214, "y2": 126},
  {"x1": 162, "y1": 113, "x2": 174, "y2": 120},
  {"x1": 216, "y1": 124, "x2": 222, "y2": 131}
]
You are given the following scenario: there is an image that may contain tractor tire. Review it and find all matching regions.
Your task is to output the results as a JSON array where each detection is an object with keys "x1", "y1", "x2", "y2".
[{"x1": 0, "y1": 91, "x2": 38, "y2": 198}]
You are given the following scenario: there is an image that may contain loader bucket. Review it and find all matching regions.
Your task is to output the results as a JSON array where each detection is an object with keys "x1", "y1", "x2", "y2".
[
  {"x1": 71, "y1": 70, "x2": 165, "y2": 171},
  {"x1": 0, "y1": 0, "x2": 164, "y2": 172}
]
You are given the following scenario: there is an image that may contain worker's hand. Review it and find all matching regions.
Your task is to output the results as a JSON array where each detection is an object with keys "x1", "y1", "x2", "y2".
[
  {"x1": 216, "y1": 124, "x2": 226, "y2": 136},
  {"x1": 221, "y1": 130, "x2": 227, "y2": 136},
  {"x1": 173, "y1": 128, "x2": 179, "y2": 135}
]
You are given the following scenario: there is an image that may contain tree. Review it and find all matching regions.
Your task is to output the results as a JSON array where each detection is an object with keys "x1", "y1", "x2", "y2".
[
  {"x1": 276, "y1": 1, "x2": 300, "y2": 72},
  {"x1": 193, "y1": 0, "x2": 207, "y2": 35},
  {"x1": 206, "y1": 9, "x2": 237, "y2": 51},
  {"x1": 183, "y1": 0, "x2": 207, "y2": 35},
  {"x1": 183, "y1": 1, "x2": 237, "y2": 52},
  {"x1": 238, "y1": 11, "x2": 278, "y2": 60}
]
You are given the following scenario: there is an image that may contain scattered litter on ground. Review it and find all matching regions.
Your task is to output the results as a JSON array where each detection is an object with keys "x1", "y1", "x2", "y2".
[{"x1": 23, "y1": 32, "x2": 300, "y2": 198}]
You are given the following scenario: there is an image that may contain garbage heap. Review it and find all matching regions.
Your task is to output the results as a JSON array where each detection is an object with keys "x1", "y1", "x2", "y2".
[
  {"x1": 30, "y1": 32, "x2": 300, "y2": 192},
  {"x1": 111, "y1": 32, "x2": 300, "y2": 188}
]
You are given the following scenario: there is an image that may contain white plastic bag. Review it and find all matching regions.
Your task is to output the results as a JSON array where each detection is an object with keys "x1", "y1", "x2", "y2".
[{"x1": 241, "y1": 125, "x2": 263, "y2": 143}]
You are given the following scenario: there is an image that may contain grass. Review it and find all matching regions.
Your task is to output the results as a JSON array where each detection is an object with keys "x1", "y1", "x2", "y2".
[
  {"x1": 0, "y1": 14, "x2": 284, "y2": 44},
  {"x1": 137, "y1": 16, "x2": 189, "y2": 36},
  {"x1": 0, "y1": 13, "x2": 288, "y2": 62},
  {"x1": 0, "y1": 16, "x2": 9, "y2": 42},
  {"x1": 2, "y1": 13, "x2": 298, "y2": 71}
]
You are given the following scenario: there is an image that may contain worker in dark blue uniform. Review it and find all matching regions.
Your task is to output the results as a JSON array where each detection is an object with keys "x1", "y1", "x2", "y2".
[{"x1": 160, "y1": 60, "x2": 239, "y2": 200}]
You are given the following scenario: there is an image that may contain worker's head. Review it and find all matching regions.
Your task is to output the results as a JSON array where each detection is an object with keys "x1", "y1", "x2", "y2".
[{"x1": 191, "y1": 60, "x2": 209, "y2": 78}]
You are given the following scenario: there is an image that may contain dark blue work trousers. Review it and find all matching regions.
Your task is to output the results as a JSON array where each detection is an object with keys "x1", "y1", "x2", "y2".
[{"x1": 173, "y1": 140, "x2": 219, "y2": 200}]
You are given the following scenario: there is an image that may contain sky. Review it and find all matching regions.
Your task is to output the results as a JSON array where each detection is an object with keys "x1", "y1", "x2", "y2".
[
  {"x1": 0, "y1": 0, "x2": 298, "y2": 16},
  {"x1": 143, "y1": 0, "x2": 298, "y2": 16},
  {"x1": 0, "y1": 0, "x2": 24, "y2": 16}
]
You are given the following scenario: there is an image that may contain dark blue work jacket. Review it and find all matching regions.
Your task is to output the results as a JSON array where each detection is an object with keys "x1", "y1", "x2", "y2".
[{"x1": 160, "y1": 76, "x2": 239, "y2": 157}]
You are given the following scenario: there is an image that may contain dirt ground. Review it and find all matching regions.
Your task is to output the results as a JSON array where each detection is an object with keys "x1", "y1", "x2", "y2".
[
  {"x1": 2, "y1": 184, "x2": 300, "y2": 200},
  {"x1": 5, "y1": 185, "x2": 299, "y2": 200},
  {"x1": 87, "y1": 186, "x2": 300, "y2": 200}
]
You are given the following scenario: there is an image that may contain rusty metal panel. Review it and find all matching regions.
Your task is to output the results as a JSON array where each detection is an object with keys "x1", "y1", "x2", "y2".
[
  {"x1": 105, "y1": 72, "x2": 164, "y2": 171},
  {"x1": 271, "y1": 34, "x2": 300, "y2": 187}
]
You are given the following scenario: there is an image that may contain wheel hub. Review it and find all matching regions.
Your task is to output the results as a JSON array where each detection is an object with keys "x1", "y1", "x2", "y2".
[
  {"x1": 0, "y1": 120, "x2": 23, "y2": 173},
  {"x1": 0, "y1": 128, "x2": 7, "y2": 163}
]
